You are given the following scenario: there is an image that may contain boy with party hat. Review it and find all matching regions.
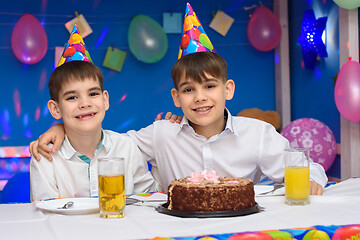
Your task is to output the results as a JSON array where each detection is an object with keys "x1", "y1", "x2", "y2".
[
  {"x1": 30, "y1": 4, "x2": 327, "y2": 195},
  {"x1": 30, "y1": 25, "x2": 157, "y2": 201}
]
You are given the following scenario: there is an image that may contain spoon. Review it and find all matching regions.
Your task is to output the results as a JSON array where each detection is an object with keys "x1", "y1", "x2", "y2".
[
  {"x1": 259, "y1": 184, "x2": 284, "y2": 195},
  {"x1": 57, "y1": 201, "x2": 74, "y2": 209},
  {"x1": 126, "y1": 198, "x2": 166, "y2": 205}
]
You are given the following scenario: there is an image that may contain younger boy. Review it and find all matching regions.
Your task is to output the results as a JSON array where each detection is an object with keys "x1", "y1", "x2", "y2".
[{"x1": 30, "y1": 60, "x2": 157, "y2": 201}]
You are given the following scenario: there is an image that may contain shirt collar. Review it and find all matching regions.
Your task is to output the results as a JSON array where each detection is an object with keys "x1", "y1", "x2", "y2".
[
  {"x1": 60, "y1": 130, "x2": 109, "y2": 160},
  {"x1": 177, "y1": 108, "x2": 235, "y2": 135}
]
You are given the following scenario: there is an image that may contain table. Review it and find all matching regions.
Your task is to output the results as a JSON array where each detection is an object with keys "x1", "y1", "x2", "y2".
[{"x1": 0, "y1": 178, "x2": 359, "y2": 240}]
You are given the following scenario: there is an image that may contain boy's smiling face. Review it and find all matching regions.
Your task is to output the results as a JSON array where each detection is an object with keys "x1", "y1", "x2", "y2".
[
  {"x1": 48, "y1": 77, "x2": 109, "y2": 137},
  {"x1": 171, "y1": 72, "x2": 235, "y2": 138}
]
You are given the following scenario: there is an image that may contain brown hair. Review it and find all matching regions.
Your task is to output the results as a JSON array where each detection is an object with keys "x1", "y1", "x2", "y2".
[
  {"x1": 48, "y1": 61, "x2": 104, "y2": 102},
  {"x1": 171, "y1": 52, "x2": 228, "y2": 90}
]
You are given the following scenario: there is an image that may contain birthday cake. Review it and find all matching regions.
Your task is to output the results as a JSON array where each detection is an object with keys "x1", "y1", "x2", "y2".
[{"x1": 167, "y1": 170, "x2": 255, "y2": 212}]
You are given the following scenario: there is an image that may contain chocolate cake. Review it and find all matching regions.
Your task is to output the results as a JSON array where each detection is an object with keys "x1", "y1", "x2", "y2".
[{"x1": 167, "y1": 170, "x2": 255, "y2": 212}]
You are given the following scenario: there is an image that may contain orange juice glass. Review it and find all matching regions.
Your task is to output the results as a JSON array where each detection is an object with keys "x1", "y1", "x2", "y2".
[{"x1": 284, "y1": 148, "x2": 310, "y2": 205}]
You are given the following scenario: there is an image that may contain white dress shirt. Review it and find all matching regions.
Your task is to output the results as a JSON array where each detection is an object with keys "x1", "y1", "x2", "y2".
[
  {"x1": 30, "y1": 130, "x2": 157, "y2": 201},
  {"x1": 127, "y1": 109, "x2": 328, "y2": 191}
]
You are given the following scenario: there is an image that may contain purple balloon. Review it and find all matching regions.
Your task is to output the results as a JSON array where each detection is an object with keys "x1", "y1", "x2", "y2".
[
  {"x1": 247, "y1": 6, "x2": 282, "y2": 51},
  {"x1": 281, "y1": 118, "x2": 337, "y2": 171},
  {"x1": 334, "y1": 60, "x2": 360, "y2": 122},
  {"x1": 11, "y1": 14, "x2": 48, "y2": 64}
]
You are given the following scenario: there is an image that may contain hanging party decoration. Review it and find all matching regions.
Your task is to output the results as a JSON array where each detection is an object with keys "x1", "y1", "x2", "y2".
[
  {"x1": 163, "y1": 12, "x2": 182, "y2": 34},
  {"x1": 281, "y1": 118, "x2": 337, "y2": 172},
  {"x1": 247, "y1": 6, "x2": 281, "y2": 51},
  {"x1": 333, "y1": 0, "x2": 360, "y2": 9},
  {"x1": 209, "y1": 10, "x2": 234, "y2": 37},
  {"x1": 297, "y1": 10, "x2": 327, "y2": 70},
  {"x1": 11, "y1": 14, "x2": 48, "y2": 64},
  {"x1": 128, "y1": 15, "x2": 168, "y2": 63},
  {"x1": 334, "y1": 59, "x2": 360, "y2": 122},
  {"x1": 65, "y1": 12, "x2": 93, "y2": 38},
  {"x1": 103, "y1": 46, "x2": 127, "y2": 72}
]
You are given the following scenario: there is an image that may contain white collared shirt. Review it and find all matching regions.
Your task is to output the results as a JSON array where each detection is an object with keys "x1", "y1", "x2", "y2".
[
  {"x1": 30, "y1": 130, "x2": 157, "y2": 201},
  {"x1": 127, "y1": 109, "x2": 328, "y2": 191}
]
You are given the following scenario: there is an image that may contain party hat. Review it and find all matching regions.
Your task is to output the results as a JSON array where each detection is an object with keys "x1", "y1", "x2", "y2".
[
  {"x1": 178, "y1": 2, "x2": 216, "y2": 59},
  {"x1": 57, "y1": 24, "x2": 92, "y2": 67}
]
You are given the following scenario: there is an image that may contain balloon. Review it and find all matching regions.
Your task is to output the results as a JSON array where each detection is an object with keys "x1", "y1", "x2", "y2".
[
  {"x1": 333, "y1": 0, "x2": 360, "y2": 9},
  {"x1": 11, "y1": 14, "x2": 48, "y2": 64},
  {"x1": 281, "y1": 118, "x2": 337, "y2": 171},
  {"x1": 334, "y1": 60, "x2": 360, "y2": 122},
  {"x1": 128, "y1": 15, "x2": 168, "y2": 63},
  {"x1": 247, "y1": 6, "x2": 282, "y2": 51}
]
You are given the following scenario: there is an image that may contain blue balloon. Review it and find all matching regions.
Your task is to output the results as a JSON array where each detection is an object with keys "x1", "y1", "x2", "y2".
[
  {"x1": 128, "y1": 15, "x2": 168, "y2": 63},
  {"x1": 186, "y1": 40, "x2": 198, "y2": 54}
]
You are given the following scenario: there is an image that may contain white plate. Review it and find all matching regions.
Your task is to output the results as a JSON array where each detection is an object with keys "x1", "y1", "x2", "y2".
[
  {"x1": 254, "y1": 185, "x2": 285, "y2": 196},
  {"x1": 36, "y1": 198, "x2": 99, "y2": 215}
]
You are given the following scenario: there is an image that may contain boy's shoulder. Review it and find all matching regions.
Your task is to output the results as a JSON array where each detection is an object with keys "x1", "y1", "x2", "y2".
[
  {"x1": 102, "y1": 129, "x2": 137, "y2": 146},
  {"x1": 232, "y1": 115, "x2": 275, "y2": 130}
]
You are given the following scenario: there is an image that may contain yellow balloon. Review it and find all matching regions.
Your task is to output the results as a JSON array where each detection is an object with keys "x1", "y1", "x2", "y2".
[
  {"x1": 57, "y1": 57, "x2": 66, "y2": 67},
  {"x1": 192, "y1": 13, "x2": 200, "y2": 27}
]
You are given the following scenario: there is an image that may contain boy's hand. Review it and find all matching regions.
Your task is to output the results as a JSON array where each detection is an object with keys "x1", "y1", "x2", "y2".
[
  {"x1": 155, "y1": 112, "x2": 182, "y2": 124},
  {"x1": 310, "y1": 181, "x2": 323, "y2": 195},
  {"x1": 29, "y1": 123, "x2": 65, "y2": 161}
]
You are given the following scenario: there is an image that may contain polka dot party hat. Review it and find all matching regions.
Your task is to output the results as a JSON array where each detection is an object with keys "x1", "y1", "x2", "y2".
[
  {"x1": 57, "y1": 24, "x2": 92, "y2": 67},
  {"x1": 178, "y1": 2, "x2": 216, "y2": 59}
]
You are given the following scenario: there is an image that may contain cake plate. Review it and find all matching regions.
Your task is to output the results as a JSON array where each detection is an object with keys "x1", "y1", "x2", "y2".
[{"x1": 155, "y1": 202, "x2": 261, "y2": 218}]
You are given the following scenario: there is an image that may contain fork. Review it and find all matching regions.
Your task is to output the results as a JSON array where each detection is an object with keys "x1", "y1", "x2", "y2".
[
  {"x1": 57, "y1": 201, "x2": 74, "y2": 209},
  {"x1": 259, "y1": 184, "x2": 284, "y2": 195},
  {"x1": 126, "y1": 197, "x2": 166, "y2": 205}
]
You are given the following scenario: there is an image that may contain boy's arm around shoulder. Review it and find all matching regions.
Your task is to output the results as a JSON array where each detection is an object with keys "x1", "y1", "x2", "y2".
[
  {"x1": 125, "y1": 120, "x2": 180, "y2": 161},
  {"x1": 30, "y1": 151, "x2": 59, "y2": 201}
]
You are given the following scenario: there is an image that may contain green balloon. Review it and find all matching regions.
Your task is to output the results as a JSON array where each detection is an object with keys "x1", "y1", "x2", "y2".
[
  {"x1": 333, "y1": 0, "x2": 360, "y2": 9},
  {"x1": 128, "y1": 15, "x2": 168, "y2": 63}
]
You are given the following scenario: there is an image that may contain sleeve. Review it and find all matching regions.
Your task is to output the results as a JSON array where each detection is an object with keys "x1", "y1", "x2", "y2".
[
  {"x1": 126, "y1": 139, "x2": 160, "y2": 194},
  {"x1": 30, "y1": 155, "x2": 59, "y2": 201},
  {"x1": 259, "y1": 124, "x2": 289, "y2": 183},
  {"x1": 259, "y1": 124, "x2": 328, "y2": 188},
  {"x1": 309, "y1": 161, "x2": 328, "y2": 188},
  {"x1": 126, "y1": 123, "x2": 156, "y2": 160}
]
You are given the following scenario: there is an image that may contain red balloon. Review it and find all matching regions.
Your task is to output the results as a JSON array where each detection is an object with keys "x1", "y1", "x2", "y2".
[
  {"x1": 180, "y1": 34, "x2": 190, "y2": 49},
  {"x1": 63, "y1": 46, "x2": 76, "y2": 57},
  {"x1": 247, "y1": 6, "x2": 282, "y2": 51},
  {"x1": 11, "y1": 14, "x2": 48, "y2": 64}
]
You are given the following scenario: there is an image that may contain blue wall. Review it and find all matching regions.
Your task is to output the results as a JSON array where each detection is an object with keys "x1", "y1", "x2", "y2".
[
  {"x1": 0, "y1": 0, "x2": 276, "y2": 147},
  {"x1": 0, "y1": 0, "x2": 341, "y2": 178}
]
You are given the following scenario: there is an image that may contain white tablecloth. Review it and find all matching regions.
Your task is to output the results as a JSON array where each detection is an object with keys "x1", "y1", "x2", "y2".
[{"x1": 1, "y1": 178, "x2": 359, "y2": 240}]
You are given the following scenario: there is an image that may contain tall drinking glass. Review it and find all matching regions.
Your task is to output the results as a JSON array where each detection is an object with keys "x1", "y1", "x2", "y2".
[
  {"x1": 284, "y1": 148, "x2": 310, "y2": 206},
  {"x1": 98, "y1": 157, "x2": 125, "y2": 218}
]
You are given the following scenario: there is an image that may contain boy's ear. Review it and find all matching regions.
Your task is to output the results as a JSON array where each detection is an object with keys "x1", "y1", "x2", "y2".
[
  {"x1": 225, "y1": 79, "x2": 235, "y2": 100},
  {"x1": 102, "y1": 90, "x2": 110, "y2": 111},
  {"x1": 47, "y1": 100, "x2": 62, "y2": 120},
  {"x1": 171, "y1": 88, "x2": 181, "y2": 108}
]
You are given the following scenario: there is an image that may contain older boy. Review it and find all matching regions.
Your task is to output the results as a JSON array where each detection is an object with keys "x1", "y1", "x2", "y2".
[
  {"x1": 30, "y1": 27, "x2": 156, "y2": 201},
  {"x1": 30, "y1": 52, "x2": 327, "y2": 195}
]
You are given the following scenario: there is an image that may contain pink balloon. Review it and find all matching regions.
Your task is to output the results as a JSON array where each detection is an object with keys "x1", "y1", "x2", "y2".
[
  {"x1": 247, "y1": 6, "x2": 282, "y2": 51},
  {"x1": 281, "y1": 118, "x2": 337, "y2": 171},
  {"x1": 334, "y1": 60, "x2": 360, "y2": 122},
  {"x1": 11, "y1": 14, "x2": 48, "y2": 64}
]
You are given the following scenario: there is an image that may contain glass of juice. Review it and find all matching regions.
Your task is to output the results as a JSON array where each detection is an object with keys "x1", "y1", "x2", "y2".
[
  {"x1": 284, "y1": 148, "x2": 310, "y2": 206},
  {"x1": 98, "y1": 157, "x2": 125, "y2": 218}
]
